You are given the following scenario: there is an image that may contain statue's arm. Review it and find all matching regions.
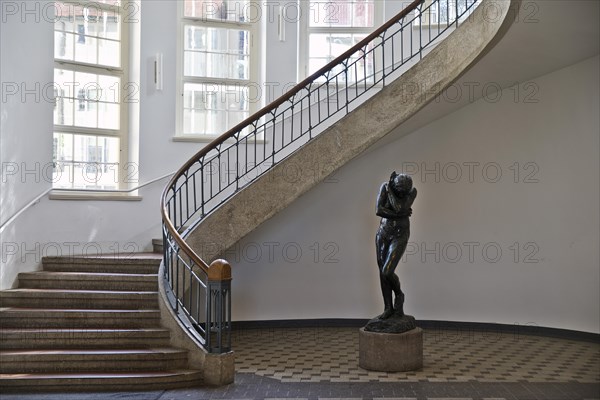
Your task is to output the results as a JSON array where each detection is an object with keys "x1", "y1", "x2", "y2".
[
  {"x1": 387, "y1": 185, "x2": 401, "y2": 211},
  {"x1": 406, "y1": 187, "x2": 417, "y2": 208},
  {"x1": 376, "y1": 184, "x2": 399, "y2": 219}
]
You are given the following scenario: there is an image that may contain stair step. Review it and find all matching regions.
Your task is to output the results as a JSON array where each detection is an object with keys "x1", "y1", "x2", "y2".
[
  {"x1": 18, "y1": 271, "x2": 158, "y2": 291},
  {"x1": 0, "y1": 328, "x2": 171, "y2": 349},
  {"x1": 0, "y1": 369, "x2": 203, "y2": 392},
  {"x1": 0, "y1": 289, "x2": 158, "y2": 309},
  {"x1": 43, "y1": 254, "x2": 161, "y2": 274},
  {"x1": 0, "y1": 348, "x2": 189, "y2": 373},
  {"x1": 0, "y1": 308, "x2": 161, "y2": 328}
]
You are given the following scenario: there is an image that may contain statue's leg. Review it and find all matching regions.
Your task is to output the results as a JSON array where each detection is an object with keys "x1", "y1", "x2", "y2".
[
  {"x1": 382, "y1": 237, "x2": 408, "y2": 316},
  {"x1": 392, "y1": 274, "x2": 404, "y2": 316},
  {"x1": 376, "y1": 230, "x2": 393, "y2": 319},
  {"x1": 378, "y1": 274, "x2": 394, "y2": 319}
]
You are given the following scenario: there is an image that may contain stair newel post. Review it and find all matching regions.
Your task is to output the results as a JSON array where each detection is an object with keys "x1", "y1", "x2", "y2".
[{"x1": 207, "y1": 259, "x2": 232, "y2": 354}]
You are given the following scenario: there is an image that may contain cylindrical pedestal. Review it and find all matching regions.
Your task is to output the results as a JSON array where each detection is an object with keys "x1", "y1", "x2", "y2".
[{"x1": 359, "y1": 327, "x2": 423, "y2": 372}]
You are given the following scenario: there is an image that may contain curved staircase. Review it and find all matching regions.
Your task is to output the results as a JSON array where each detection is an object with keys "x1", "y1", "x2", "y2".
[
  {"x1": 0, "y1": 0, "x2": 520, "y2": 393},
  {"x1": 0, "y1": 254, "x2": 203, "y2": 392},
  {"x1": 161, "y1": 0, "x2": 520, "y2": 354}
]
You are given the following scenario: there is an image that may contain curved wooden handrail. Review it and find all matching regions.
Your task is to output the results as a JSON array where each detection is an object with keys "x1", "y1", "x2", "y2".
[{"x1": 160, "y1": 0, "x2": 425, "y2": 275}]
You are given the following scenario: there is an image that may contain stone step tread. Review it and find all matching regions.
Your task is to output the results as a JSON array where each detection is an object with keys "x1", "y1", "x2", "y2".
[
  {"x1": 0, "y1": 369, "x2": 203, "y2": 391},
  {"x1": 1, "y1": 289, "x2": 157, "y2": 296},
  {"x1": 0, "y1": 369, "x2": 201, "y2": 379},
  {"x1": 0, "y1": 328, "x2": 170, "y2": 335},
  {"x1": 43, "y1": 253, "x2": 162, "y2": 265},
  {"x1": 1, "y1": 347, "x2": 188, "y2": 358},
  {"x1": 19, "y1": 272, "x2": 158, "y2": 280},
  {"x1": 0, "y1": 328, "x2": 171, "y2": 349},
  {"x1": 0, "y1": 307, "x2": 160, "y2": 312},
  {"x1": 42, "y1": 264, "x2": 159, "y2": 274}
]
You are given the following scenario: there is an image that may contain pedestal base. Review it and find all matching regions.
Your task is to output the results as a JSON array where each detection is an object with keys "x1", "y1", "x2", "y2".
[{"x1": 359, "y1": 327, "x2": 423, "y2": 372}]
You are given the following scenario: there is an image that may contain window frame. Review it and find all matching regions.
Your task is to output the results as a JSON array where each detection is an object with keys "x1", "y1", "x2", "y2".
[
  {"x1": 52, "y1": 0, "x2": 130, "y2": 191},
  {"x1": 297, "y1": 0, "x2": 384, "y2": 82},
  {"x1": 176, "y1": 0, "x2": 261, "y2": 140}
]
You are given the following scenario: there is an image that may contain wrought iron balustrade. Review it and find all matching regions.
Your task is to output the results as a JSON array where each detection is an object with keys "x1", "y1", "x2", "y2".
[{"x1": 161, "y1": 0, "x2": 483, "y2": 353}]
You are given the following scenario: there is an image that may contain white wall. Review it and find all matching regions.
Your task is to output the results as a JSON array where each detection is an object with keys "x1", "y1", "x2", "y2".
[
  {"x1": 230, "y1": 55, "x2": 600, "y2": 334},
  {"x1": 1, "y1": 0, "x2": 55, "y2": 288},
  {"x1": 1, "y1": 1, "x2": 598, "y2": 334}
]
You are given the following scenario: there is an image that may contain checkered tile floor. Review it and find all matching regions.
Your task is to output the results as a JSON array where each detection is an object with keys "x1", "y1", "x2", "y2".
[
  {"x1": 2, "y1": 327, "x2": 598, "y2": 400},
  {"x1": 232, "y1": 327, "x2": 600, "y2": 383}
]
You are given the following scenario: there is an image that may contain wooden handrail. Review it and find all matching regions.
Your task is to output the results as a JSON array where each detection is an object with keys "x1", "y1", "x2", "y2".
[{"x1": 160, "y1": 0, "x2": 425, "y2": 275}]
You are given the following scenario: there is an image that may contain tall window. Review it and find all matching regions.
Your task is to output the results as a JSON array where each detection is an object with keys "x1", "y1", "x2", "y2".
[
  {"x1": 179, "y1": 0, "x2": 258, "y2": 137},
  {"x1": 299, "y1": 0, "x2": 383, "y2": 82},
  {"x1": 53, "y1": 0, "x2": 128, "y2": 189}
]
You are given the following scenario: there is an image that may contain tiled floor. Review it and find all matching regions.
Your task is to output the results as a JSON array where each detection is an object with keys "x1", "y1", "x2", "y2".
[
  {"x1": 2, "y1": 326, "x2": 599, "y2": 400},
  {"x1": 232, "y1": 327, "x2": 599, "y2": 383}
]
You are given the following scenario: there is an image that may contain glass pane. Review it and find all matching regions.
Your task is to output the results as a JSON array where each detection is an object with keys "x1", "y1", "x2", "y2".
[
  {"x1": 183, "y1": 83, "x2": 249, "y2": 135},
  {"x1": 98, "y1": 38, "x2": 120, "y2": 67},
  {"x1": 74, "y1": 135, "x2": 94, "y2": 162},
  {"x1": 229, "y1": 111, "x2": 246, "y2": 127},
  {"x1": 183, "y1": 109, "x2": 194, "y2": 133},
  {"x1": 53, "y1": 133, "x2": 119, "y2": 189},
  {"x1": 54, "y1": 1, "x2": 121, "y2": 68},
  {"x1": 55, "y1": 2, "x2": 75, "y2": 29},
  {"x1": 183, "y1": 25, "x2": 250, "y2": 80},
  {"x1": 308, "y1": 33, "x2": 371, "y2": 82},
  {"x1": 98, "y1": 103, "x2": 120, "y2": 130},
  {"x1": 55, "y1": 69, "x2": 120, "y2": 130},
  {"x1": 206, "y1": 53, "x2": 228, "y2": 79},
  {"x1": 74, "y1": 34, "x2": 98, "y2": 64},
  {"x1": 53, "y1": 161, "x2": 73, "y2": 188},
  {"x1": 184, "y1": 51, "x2": 207, "y2": 77},
  {"x1": 97, "y1": 75, "x2": 120, "y2": 102},
  {"x1": 206, "y1": 27, "x2": 227, "y2": 52},
  {"x1": 184, "y1": 0, "x2": 250, "y2": 22},
  {"x1": 207, "y1": 110, "x2": 227, "y2": 134},
  {"x1": 74, "y1": 102, "x2": 97, "y2": 128},
  {"x1": 54, "y1": 132, "x2": 73, "y2": 161},
  {"x1": 309, "y1": 58, "x2": 328, "y2": 75},
  {"x1": 353, "y1": 1, "x2": 374, "y2": 27},
  {"x1": 95, "y1": 0, "x2": 121, "y2": 5},
  {"x1": 310, "y1": 34, "x2": 332, "y2": 58},
  {"x1": 310, "y1": 1, "x2": 374, "y2": 28},
  {"x1": 95, "y1": 11, "x2": 120, "y2": 40},
  {"x1": 99, "y1": 136, "x2": 120, "y2": 163},
  {"x1": 230, "y1": 54, "x2": 249, "y2": 80},
  {"x1": 54, "y1": 31, "x2": 74, "y2": 59}
]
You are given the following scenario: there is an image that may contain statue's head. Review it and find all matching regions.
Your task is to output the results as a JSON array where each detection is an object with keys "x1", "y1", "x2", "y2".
[{"x1": 391, "y1": 173, "x2": 412, "y2": 194}]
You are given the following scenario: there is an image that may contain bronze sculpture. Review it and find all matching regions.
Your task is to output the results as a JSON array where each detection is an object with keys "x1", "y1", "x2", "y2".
[{"x1": 365, "y1": 171, "x2": 417, "y2": 333}]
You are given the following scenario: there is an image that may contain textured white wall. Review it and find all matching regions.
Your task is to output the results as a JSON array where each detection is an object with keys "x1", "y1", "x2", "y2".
[
  {"x1": 230, "y1": 55, "x2": 600, "y2": 333},
  {"x1": 1, "y1": 0, "x2": 55, "y2": 288}
]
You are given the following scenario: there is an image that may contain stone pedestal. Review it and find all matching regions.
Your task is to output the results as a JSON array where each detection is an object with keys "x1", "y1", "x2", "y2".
[{"x1": 359, "y1": 327, "x2": 423, "y2": 372}]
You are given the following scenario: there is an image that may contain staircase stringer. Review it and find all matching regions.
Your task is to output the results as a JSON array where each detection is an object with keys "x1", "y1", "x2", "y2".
[{"x1": 185, "y1": 0, "x2": 521, "y2": 263}]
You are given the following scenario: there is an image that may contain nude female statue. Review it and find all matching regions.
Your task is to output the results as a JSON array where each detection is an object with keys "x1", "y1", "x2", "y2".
[{"x1": 375, "y1": 172, "x2": 417, "y2": 319}]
